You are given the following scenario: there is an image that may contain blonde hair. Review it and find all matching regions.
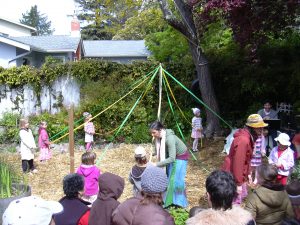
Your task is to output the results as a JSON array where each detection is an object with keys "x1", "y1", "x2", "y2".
[
  {"x1": 39, "y1": 121, "x2": 47, "y2": 127},
  {"x1": 19, "y1": 118, "x2": 28, "y2": 128}
]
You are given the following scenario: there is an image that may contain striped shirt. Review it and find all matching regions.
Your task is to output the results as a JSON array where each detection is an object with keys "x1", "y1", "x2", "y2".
[
  {"x1": 192, "y1": 117, "x2": 202, "y2": 130},
  {"x1": 251, "y1": 137, "x2": 264, "y2": 167}
]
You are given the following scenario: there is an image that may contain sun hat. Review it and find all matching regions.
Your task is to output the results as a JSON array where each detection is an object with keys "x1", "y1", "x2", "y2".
[
  {"x1": 135, "y1": 146, "x2": 146, "y2": 157},
  {"x1": 141, "y1": 166, "x2": 168, "y2": 194},
  {"x1": 2, "y1": 196, "x2": 63, "y2": 225},
  {"x1": 246, "y1": 114, "x2": 268, "y2": 128},
  {"x1": 274, "y1": 132, "x2": 291, "y2": 146},
  {"x1": 192, "y1": 108, "x2": 200, "y2": 115}
]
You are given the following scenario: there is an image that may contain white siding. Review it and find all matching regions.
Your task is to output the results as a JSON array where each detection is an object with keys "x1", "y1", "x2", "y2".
[
  {"x1": 0, "y1": 20, "x2": 33, "y2": 37},
  {"x1": 0, "y1": 42, "x2": 16, "y2": 68}
]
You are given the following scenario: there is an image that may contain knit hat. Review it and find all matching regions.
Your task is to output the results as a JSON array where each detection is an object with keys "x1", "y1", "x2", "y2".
[
  {"x1": 141, "y1": 166, "x2": 168, "y2": 194},
  {"x1": 192, "y1": 108, "x2": 200, "y2": 115},
  {"x1": 83, "y1": 112, "x2": 91, "y2": 118},
  {"x1": 275, "y1": 133, "x2": 291, "y2": 146},
  {"x1": 135, "y1": 146, "x2": 146, "y2": 157},
  {"x1": 246, "y1": 114, "x2": 268, "y2": 128},
  {"x1": 286, "y1": 180, "x2": 300, "y2": 196},
  {"x1": 2, "y1": 196, "x2": 63, "y2": 225}
]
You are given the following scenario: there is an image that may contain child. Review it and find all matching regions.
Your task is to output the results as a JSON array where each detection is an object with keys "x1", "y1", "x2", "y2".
[
  {"x1": 269, "y1": 133, "x2": 294, "y2": 185},
  {"x1": 191, "y1": 108, "x2": 203, "y2": 152},
  {"x1": 249, "y1": 134, "x2": 266, "y2": 185},
  {"x1": 129, "y1": 146, "x2": 149, "y2": 196},
  {"x1": 76, "y1": 151, "x2": 100, "y2": 203},
  {"x1": 83, "y1": 112, "x2": 95, "y2": 151},
  {"x1": 38, "y1": 121, "x2": 51, "y2": 162},
  {"x1": 19, "y1": 119, "x2": 37, "y2": 174},
  {"x1": 89, "y1": 172, "x2": 125, "y2": 225}
]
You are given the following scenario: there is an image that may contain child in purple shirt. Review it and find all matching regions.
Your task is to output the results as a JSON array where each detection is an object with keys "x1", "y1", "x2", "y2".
[
  {"x1": 76, "y1": 151, "x2": 101, "y2": 203},
  {"x1": 38, "y1": 121, "x2": 52, "y2": 162}
]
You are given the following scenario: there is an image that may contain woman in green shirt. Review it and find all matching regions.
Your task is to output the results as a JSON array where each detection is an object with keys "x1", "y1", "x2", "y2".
[{"x1": 150, "y1": 121, "x2": 189, "y2": 208}]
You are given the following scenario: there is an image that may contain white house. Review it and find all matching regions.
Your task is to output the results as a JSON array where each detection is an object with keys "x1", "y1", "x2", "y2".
[{"x1": 0, "y1": 16, "x2": 36, "y2": 37}]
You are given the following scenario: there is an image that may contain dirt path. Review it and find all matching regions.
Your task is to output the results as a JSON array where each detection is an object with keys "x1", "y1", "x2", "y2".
[{"x1": 2, "y1": 139, "x2": 225, "y2": 208}]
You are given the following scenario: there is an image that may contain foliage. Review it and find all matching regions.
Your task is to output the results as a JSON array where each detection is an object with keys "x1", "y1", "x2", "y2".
[
  {"x1": 209, "y1": 31, "x2": 300, "y2": 122},
  {"x1": 0, "y1": 159, "x2": 24, "y2": 198},
  {"x1": 146, "y1": 26, "x2": 192, "y2": 65},
  {"x1": 114, "y1": 7, "x2": 167, "y2": 40},
  {"x1": 290, "y1": 161, "x2": 300, "y2": 181},
  {"x1": 19, "y1": 5, "x2": 54, "y2": 35},
  {"x1": 75, "y1": 0, "x2": 143, "y2": 39},
  {"x1": 0, "y1": 113, "x2": 21, "y2": 144},
  {"x1": 202, "y1": 0, "x2": 300, "y2": 51},
  {"x1": 168, "y1": 207, "x2": 189, "y2": 225}
]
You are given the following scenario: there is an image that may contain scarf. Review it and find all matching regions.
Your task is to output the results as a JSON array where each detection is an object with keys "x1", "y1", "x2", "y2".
[{"x1": 155, "y1": 129, "x2": 166, "y2": 162}]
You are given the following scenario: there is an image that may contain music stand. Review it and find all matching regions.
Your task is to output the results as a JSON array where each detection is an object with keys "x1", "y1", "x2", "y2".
[{"x1": 264, "y1": 119, "x2": 281, "y2": 131}]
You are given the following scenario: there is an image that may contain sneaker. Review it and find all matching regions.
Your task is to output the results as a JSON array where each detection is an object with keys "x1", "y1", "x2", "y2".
[{"x1": 32, "y1": 169, "x2": 38, "y2": 173}]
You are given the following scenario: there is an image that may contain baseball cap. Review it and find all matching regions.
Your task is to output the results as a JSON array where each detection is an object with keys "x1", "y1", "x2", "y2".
[
  {"x1": 2, "y1": 196, "x2": 63, "y2": 225},
  {"x1": 134, "y1": 146, "x2": 146, "y2": 157}
]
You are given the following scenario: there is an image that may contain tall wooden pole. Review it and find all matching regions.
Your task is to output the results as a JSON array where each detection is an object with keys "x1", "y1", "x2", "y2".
[
  {"x1": 157, "y1": 63, "x2": 163, "y2": 121},
  {"x1": 68, "y1": 104, "x2": 75, "y2": 173}
]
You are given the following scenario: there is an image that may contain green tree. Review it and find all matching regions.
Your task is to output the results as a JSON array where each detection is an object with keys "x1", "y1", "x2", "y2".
[
  {"x1": 114, "y1": 7, "x2": 167, "y2": 40},
  {"x1": 75, "y1": 0, "x2": 143, "y2": 40},
  {"x1": 20, "y1": 5, "x2": 54, "y2": 36}
]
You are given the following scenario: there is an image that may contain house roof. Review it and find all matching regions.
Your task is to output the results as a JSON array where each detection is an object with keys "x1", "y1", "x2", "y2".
[
  {"x1": 82, "y1": 40, "x2": 150, "y2": 57},
  {"x1": 0, "y1": 17, "x2": 36, "y2": 31},
  {"x1": 10, "y1": 35, "x2": 81, "y2": 53},
  {"x1": 0, "y1": 35, "x2": 30, "y2": 51}
]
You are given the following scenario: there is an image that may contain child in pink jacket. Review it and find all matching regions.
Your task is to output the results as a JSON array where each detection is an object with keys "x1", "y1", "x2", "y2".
[
  {"x1": 38, "y1": 121, "x2": 51, "y2": 162},
  {"x1": 76, "y1": 151, "x2": 101, "y2": 203}
]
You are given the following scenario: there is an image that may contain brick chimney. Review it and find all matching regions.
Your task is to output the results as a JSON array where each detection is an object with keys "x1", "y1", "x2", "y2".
[{"x1": 71, "y1": 14, "x2": 80, "y2": 37}]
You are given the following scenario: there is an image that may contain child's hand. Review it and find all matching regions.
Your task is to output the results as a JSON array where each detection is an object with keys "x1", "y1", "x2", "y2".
[{"x1": 276, "y1": 163, "x2": 282, "y2": 168}]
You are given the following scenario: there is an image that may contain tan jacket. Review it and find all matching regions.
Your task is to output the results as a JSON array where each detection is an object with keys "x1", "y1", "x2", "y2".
[
  {"x1": 245, "y1": 184, "x2": 294, "y2": 225},
  {"x1": 186, "y1": 206, "x2": 254, "y2": 225}
]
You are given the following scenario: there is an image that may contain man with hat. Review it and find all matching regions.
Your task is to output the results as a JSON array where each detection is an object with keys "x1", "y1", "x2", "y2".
[{"x1": 222, "y1": 114, "x2": 268, "y2": 204}]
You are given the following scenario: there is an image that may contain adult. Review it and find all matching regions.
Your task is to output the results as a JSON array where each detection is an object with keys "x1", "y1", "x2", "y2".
[
  {"x1": 186, "y1": 170, "x2": 255, "y2": 225},
  {"x1": 149, "y1": 121, "x2": 189, "y2": 208},
  {"x1": 245, "y1": 164, "x2": 294, "y2": 225},
  {"x1": 111, "y1": 166, "x2": 175, "y2": 225},
  {"x1": 257, "y1": 101, "x2": 278, "y2": 120},
  {"x1": 54, "y1": 173, "x2": 91, "y2": 225},
  {"x1": 2, "y1": 196, "x2": 63, "y2": 225},
  {"x1": 222, "y1": 114, "x2": 268, "y2": 204},
  {"x1": 258, "y1": 101, "x2": 279, "y2": 150},
  {"x1": 89, "y1": 172, "x2": 125, "y2": 225}
]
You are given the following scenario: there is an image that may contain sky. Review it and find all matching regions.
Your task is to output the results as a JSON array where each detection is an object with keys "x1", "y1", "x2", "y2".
[{"x1": 0, "y1": 0, "x2": 76, "y2": 35}]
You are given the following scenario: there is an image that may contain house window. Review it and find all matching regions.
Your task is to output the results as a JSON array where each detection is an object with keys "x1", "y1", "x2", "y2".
[{"x1": 52, "y1": 56, "x2": 66, "y2": 63}]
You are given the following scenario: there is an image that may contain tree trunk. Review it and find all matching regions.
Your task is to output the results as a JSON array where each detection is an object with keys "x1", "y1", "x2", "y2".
[
  {"x1": 157, "y1": 0, "x2": 221, "y2": 136},
  {"x1": 189, "y1": 43, "x2": 221, "y2": 137}
]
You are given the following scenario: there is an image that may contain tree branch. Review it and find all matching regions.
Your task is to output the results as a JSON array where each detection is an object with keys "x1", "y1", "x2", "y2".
[{"x1": 157, "y1": 0, "x2": 192, "y2": 38}]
